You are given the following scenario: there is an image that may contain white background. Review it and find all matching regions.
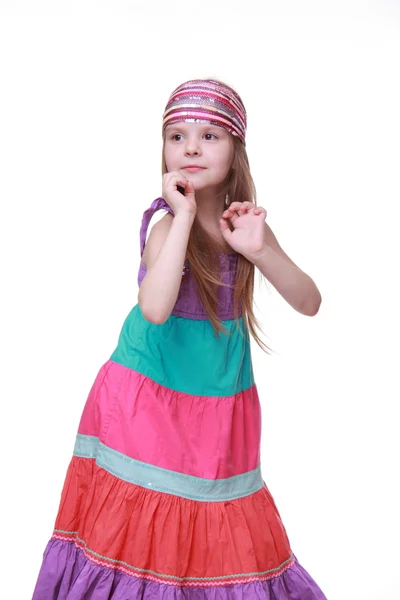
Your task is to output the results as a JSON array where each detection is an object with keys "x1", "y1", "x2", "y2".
[{"x1": 1, "y1": 1, "x2": 399, "y2": 598}]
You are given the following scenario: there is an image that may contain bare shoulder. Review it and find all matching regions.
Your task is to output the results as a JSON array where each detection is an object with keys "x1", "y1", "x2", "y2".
[{"x1": 141, "y1": 211, "x2": 174, "y2": 269}]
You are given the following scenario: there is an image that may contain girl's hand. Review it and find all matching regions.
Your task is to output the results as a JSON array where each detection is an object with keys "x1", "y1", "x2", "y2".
[
  {"x1": 220, "y1": 201, "x2": 267, "y2": 261},
  {"x1": 162, "y1": 171, "x2": 197, "y2": 217}
]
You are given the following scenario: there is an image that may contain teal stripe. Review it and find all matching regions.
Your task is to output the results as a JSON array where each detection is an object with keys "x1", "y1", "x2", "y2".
[
  {"x1": 74, "y1": 434, "x2": 264, "y2": 502},
  {"x1": 109, "y1": 304, "x2": 254, "y2": 396}
]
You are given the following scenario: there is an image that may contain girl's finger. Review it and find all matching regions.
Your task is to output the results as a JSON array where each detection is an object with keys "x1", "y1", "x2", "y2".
[
  {"x1": 219, "y1": 217, "x2": 232, "y2": 239},
  {"x1": 222, "y1": 208, "x2": 241, "y2": 219},
  {"x1": 226, "y1": 211, "x2": 241, "y2": 223},
  {"x1": 227, "y1": 201, "x2": 251, "y2": 212}
]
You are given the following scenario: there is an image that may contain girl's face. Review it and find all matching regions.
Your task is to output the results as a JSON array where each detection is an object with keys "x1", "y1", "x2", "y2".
[{"x1": 164, "y1": 122, "x2": 234, "y2": 192}]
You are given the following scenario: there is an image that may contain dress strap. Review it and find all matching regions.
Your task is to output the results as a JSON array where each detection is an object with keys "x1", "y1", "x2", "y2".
[{"x1": 139, "y1": 197, "x2": 174, "y2": 257}]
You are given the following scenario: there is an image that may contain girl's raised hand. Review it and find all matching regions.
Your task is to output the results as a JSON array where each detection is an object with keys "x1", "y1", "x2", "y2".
[
  {"x1": 162, "y1": 171, "x2": 197, "y2": 217},
  {"x1": 220, "y1": 201, "x2": 267, "y2": 261}
]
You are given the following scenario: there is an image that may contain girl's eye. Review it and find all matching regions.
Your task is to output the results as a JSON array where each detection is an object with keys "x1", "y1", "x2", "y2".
[{"x1": 171, "y1": 133, "x2": 217, "y2": 141}]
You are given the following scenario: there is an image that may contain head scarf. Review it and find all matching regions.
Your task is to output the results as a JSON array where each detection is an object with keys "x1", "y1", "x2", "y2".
[{"x1": 162, "y1": 79, "x2": 247, "y2": 145}]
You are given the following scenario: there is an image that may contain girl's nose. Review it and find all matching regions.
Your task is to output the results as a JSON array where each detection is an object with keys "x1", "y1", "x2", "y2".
[
  {"x1": 186, "y1": 137, "x2": 200, "y2": 154},
  {"x1": 185, "y1": 141, "x2": 201, "y2": 154}
]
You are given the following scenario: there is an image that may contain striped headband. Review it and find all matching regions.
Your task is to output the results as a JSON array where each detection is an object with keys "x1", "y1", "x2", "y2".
[{"x1": 162, "y1": 79, "x2": 247, "y2": 145}]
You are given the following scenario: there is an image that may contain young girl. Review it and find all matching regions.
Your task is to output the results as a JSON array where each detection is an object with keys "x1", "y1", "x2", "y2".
[{"x1": 32, "y1": 78, "x2": 326, "y2": 599}]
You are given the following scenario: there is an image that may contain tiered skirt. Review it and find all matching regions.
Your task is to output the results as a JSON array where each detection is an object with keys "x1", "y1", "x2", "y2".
[{"x1": 32, "y1": 305, "x2": 327, "y2": 599}]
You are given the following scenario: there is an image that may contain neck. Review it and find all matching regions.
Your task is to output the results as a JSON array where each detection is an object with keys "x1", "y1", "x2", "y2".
[
  {"x1": 193, "y1": 187, "x2": 226, "y2": 227},
  {"x1": 192, "y1": 189, "x2": 232, "y2": 252}
]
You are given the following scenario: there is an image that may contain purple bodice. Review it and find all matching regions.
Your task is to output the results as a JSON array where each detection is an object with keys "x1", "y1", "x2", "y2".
[{"x1": 137, "y1": 197, "x2": 242, "y2": 321}]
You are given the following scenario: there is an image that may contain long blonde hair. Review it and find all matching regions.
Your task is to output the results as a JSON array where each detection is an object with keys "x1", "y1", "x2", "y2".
[{"x1": 161, "y1": 80, "x2": 273, "y2": 355}]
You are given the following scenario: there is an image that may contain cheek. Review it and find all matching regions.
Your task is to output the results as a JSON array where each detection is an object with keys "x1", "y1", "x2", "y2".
[
  {"x1": 164, "y1": 149, "x2": 175, "y2": 170},
  {"x1": 214, "y1": 145, "x2": 234, "y2": 173},
  {"x1": 217, "y1": 158, "x2": 233, "y2": 176}
]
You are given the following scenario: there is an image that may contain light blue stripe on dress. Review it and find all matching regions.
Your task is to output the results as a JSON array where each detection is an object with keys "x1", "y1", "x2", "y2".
[
  {"x1": 74, "y1": 434, "x2": 264, "y2": 502},
  {"x1": 109, "y1": 304, "x2": 254, "y2": 396}
]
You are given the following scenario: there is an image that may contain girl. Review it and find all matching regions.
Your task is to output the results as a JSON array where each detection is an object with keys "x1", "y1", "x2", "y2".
[{"x1": 32, "y1": 78, "x2": 326, "y2": 599}]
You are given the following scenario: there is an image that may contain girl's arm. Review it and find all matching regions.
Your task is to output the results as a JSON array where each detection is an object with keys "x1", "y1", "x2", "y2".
[{"x1": 138, "y1": 211, "x2": 195, "y2": 324}]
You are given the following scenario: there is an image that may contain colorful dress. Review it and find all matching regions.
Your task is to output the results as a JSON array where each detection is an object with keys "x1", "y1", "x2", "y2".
[{"x1": 32, "y1": 197, "x2": 328, "y2": 599}]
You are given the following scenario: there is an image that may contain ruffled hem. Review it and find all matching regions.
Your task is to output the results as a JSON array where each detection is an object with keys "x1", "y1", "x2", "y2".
[
  {"x1": 51, "y1": 456, "x2": 292, "y2": 581},
  {"x1": 32, "y1": 538, "x2": 328, "y2": 600}
]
